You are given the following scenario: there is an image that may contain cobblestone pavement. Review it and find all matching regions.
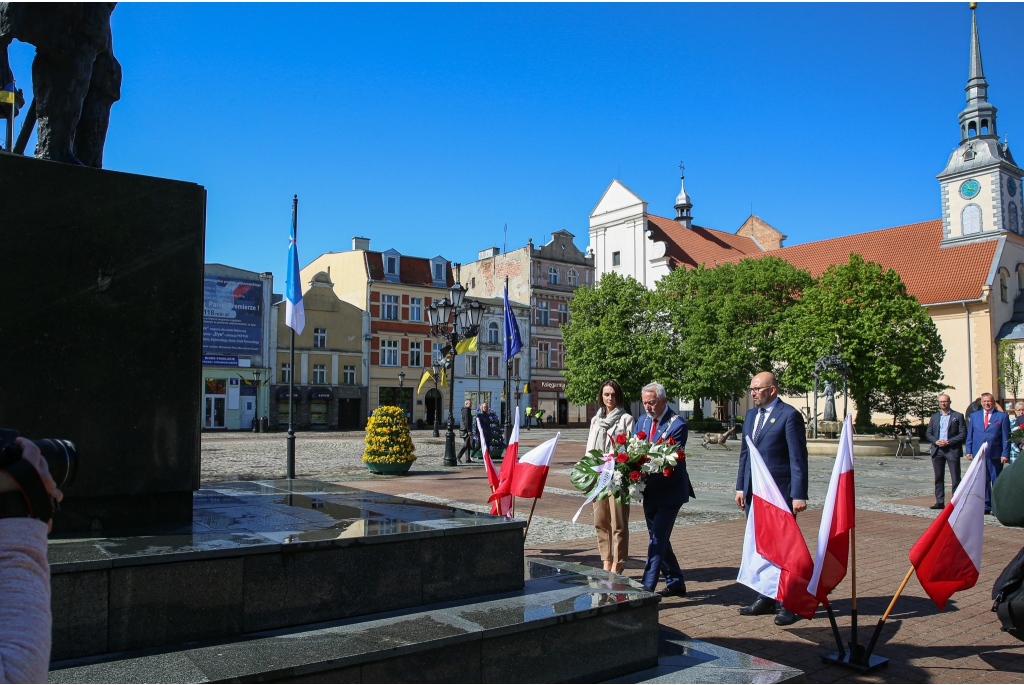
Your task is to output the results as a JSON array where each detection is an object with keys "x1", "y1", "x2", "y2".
[{"x1": 201, "y1": 430, "x2": 1024, "y2": 682}]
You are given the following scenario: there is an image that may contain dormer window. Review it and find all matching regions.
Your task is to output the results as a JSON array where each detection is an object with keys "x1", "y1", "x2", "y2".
[
  {"x1": 386, "y1": 256, "x2": 398, "y2": 275},
  {"x1": 433, "y1": 262, "x2": 444, "y2": 281},
  {"x1": 430, "y1": 256, "x2": 448, "y2": 286},
  {"x1": 382, "y1": 250, "x2": 402, "y2": 283}
]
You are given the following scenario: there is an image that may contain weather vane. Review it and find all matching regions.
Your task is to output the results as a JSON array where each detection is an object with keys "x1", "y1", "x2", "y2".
[{"x1": 679, "y1": 161, "x2": 685, "y2": 177}]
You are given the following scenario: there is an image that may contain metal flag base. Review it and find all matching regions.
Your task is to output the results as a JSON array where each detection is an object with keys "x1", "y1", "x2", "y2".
[{"x1": 822, "y1": 649, "x2": 889, "y2": 673}]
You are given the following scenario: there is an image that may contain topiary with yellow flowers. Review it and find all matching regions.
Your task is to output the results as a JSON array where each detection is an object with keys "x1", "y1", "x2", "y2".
[{"x1": 362, "y1": 405, "x2": 416, "y2": 474}]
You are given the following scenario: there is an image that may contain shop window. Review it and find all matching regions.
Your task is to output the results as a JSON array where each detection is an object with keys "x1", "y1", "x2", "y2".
[
  {"x1": 313, "y1": 364, "x2": 327, "y2": 384},
  {"x1": 204, "y1": 378, "x2": 226, "y2": 394},
  {"x1": 310, "y1": 401, "x2": 328, "y2": 425},
  {"x1": 278, "y1": 402, "x2": 292, "y2": 426},
  {"x1": 313, "y1": 328, "x2": 327, "y2": 348},
  {"x1": 343, "y1": 365, "x2": 356, "y2": 384}
]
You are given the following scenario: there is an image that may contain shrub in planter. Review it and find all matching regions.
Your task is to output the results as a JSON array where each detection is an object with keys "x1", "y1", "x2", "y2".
[{"x1": 363, "y1": 406, "x2": 416, "y2": 474}]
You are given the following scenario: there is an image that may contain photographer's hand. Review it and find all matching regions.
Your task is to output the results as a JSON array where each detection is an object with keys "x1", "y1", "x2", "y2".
[{"x1": 0, "y1": 438, "x2": 63, "y2": 533}]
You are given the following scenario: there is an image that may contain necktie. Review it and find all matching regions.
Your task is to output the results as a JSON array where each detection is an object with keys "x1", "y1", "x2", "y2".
[
  {"x1": 753, "y1": 409, "x2": 767, "y2": 439},
  {"x1": 985, "y1": 411, "x2": 990, "y2": 429},
  {"x1": 650, "y1": 419, "x2": 658, "y2": 442}
]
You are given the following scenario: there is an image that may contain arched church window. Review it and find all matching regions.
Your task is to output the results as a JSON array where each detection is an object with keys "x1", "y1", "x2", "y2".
[
  {"x1": 962, "y1": 204, "x2": 982, "y2": 235},
  {"x1": 1010, "y1": 202, "x2": 1019, "y2": 234}
]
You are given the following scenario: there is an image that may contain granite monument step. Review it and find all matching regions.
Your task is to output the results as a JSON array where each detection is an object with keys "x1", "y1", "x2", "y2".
[
  {"x1": 47, "y1": 480, "x2": 525, "y2": 662},
  {"x1": 48, "y1": 559, "x2": 661, "y2": 684}
]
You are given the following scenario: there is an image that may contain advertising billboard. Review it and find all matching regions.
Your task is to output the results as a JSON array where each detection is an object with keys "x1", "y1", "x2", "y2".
[{"x1": 203, "y1": 276, "x2": 264, "y2": 355}]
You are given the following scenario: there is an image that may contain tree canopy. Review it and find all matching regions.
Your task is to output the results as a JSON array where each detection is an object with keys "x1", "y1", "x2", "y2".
[{"x1": 562, "y1": 272, "x2": 659, "y2": 405}]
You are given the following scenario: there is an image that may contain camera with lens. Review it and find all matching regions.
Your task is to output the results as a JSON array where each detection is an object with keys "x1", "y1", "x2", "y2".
[{"x1": 0, "y1": 428, "x2": 79, "y2": 523}]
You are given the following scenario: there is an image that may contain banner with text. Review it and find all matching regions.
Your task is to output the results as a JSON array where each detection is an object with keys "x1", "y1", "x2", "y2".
[{"x1": 203, "y1": 276, "x2": 264, "y2": 355}]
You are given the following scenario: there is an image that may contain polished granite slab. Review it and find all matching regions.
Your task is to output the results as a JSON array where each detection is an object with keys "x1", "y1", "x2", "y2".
[
  {"x1": 607, "y1": 633, "x2": 803, "y2": 684},
  {"x1": 49, "y1": 479, "x2": 524, "y2": 573},
  {"x1": 49, "y1": 559, "x2": 661, "y2": 684}
]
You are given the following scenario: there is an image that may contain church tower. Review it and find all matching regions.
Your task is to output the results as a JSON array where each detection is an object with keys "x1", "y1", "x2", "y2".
[{"x1": 938, "y1": 4, "x2": 1024, "y2": 243}]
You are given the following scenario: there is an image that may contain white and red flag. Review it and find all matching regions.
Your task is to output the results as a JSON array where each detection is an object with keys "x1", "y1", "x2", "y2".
[
  {"x1": 482, "y1": 411, "x2": 515, "y2": 517},
  {"x1": 808, "y1": 414, "x2": 855, "y2": 601},
  {"x1": 908, "y1": 442, "x2": 988, "y2": 611},
  {"x1": 489, "y1": 432, "x2": 560, "y2": 502},
  {"x1": 737, "y1": 436, "x2": 819, "y2": 620}
]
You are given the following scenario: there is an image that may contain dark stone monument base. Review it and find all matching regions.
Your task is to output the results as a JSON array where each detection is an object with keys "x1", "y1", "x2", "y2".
[
  {"x1": 0, "y1": 152, "x2": 205, "y2": 532},
  {"x1": 53, "y1": 491, "x2": 194, "y2": 535}
]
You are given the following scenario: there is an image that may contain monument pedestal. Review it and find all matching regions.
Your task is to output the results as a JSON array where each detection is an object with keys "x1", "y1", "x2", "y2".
[{"x1": 0, "y1": 152, "x2": 205, "y2": 532}]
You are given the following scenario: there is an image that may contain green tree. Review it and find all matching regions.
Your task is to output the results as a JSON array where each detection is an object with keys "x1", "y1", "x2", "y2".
[
  {"x1": 562, "y1": 272, "x2": 659, "y2": 405},
  {"x1": 870, "y1": 388, "x2": 941, "y2": 430},
  {"x1": 652, "y1": 256, "x2": 813, "y2": 404},
  {"x1": 997, "y1": 339, "x2": 1024, "y2": 404},
  {"x1": 782, "y1": 254, "x2": 945, "y2": 427}
]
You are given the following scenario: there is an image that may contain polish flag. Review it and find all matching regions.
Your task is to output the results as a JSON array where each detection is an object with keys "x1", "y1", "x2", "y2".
[
  {"x1": 489, "y1": 433, "x2": 560, "y2": 502},
  {"x1": 482, "y1": 412, "x2": 515, "y2": 517},
  {"x1": 737, "y1": 436, "x2": 819, "y2": 620},
  {"x1": 808, "y1": 415, "x2": 855, "y2": 601},
  {"x1": 909, "y1": 442, "x2": 988, "y2": 611}
]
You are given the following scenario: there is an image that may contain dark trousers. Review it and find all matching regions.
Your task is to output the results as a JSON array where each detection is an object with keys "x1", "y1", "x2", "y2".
[
  {"x1": 931, "y1": 451, "x2": 962, "y2": 505},
  {"x1": 985, "y1": 458, "x2": 1004, "y2": 510},
  {"x1": 456, "y1": 433, "x2": 474, "y2": 461},
  {"x1": 641, "y1": 503, "x2": 684, "y2": 591}
]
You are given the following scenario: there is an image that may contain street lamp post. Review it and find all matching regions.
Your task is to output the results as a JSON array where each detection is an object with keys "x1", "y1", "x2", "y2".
[
  {"x1": 427, "y1": 266, "x2": 484, "y2": 467},
  {"x1": 239, "y1": 369, "x2": 269, "y2": 433},
  {"x1": 431, "y1": 361, "x2": 443, "y2": 437}
]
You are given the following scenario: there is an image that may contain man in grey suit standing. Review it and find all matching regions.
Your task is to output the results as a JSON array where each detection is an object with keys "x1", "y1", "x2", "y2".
[{"x1": 924, "y1": 394, "x2": 967, "y2": 510}]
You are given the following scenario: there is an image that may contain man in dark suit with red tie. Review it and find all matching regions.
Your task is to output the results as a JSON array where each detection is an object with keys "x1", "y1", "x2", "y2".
[
  {"x1": 634, "y1": 382, "x2": 692, "y2": 598},
  {"x1": 964, "y1": 392, "x2": 1011, "y2": 514},
  {"x1": 735, "y1": 371, "x2": 809, "y2": 626}
]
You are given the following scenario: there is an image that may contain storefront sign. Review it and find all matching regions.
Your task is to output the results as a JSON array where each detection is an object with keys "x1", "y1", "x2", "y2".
[
  {"x1": 203, "y1": 276, "x2": 264, "y2": 355},
  {"x1": 203, "y1": 354, "x2": 239, "y2": 367},
  {"x1": 309, "y1": 388, "x2": 333, "y2": 400},
  {"x1": 535, "y1": 379, "x2": 567, "y2": 392}
]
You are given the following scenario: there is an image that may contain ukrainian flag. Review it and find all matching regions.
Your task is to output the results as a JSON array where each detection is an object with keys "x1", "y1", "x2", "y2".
[{"x1": 0, "y1": 83, "x2": 15, "y2": 106}]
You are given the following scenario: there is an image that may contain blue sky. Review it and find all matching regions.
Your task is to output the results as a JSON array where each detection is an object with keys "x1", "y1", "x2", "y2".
[{"x1": 9, "y1": 3, "x2": 1024, "y2": 288}]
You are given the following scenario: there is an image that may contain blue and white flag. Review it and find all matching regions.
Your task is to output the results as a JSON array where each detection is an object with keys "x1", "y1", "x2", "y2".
[
  {"x1": 503, "y1": 284, "x2": 523, "y2": 361},
  {"x1": 285, "y1": 208, "x2": 305, "y2": 334}
]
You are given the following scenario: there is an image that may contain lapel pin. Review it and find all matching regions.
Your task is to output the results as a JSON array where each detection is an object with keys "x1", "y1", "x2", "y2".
[{"x1": 770, "y1": 418, "x2": 776, "y2": 424}]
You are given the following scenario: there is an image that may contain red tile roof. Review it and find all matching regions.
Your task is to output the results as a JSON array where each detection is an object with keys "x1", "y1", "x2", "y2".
[
  {"x1": 646, "y1": 214, "x2": 763, "y2": 269},
  {"x1": 735, "y1": 219, "x2": 997, "y2": 305},
  {"x1": 365, "y1": 253, "x2": 455, "y2": 288}
]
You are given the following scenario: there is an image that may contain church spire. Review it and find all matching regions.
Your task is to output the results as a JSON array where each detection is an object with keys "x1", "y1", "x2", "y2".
[
  {"x1": 959, "y1": 3, "x2": 997, "y2": 142},
  {"x1": 674, "y1": 161, "x2": 693, "y2": 229}
]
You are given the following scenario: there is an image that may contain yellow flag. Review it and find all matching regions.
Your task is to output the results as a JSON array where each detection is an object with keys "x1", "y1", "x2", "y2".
[
  {"x1": 455, "y1": 336, "x2": 478, "y2": 354},
  {"x1": 440, "y1": 368, "x2": 448, "y2": 388},
  {"x1": 417, "y1": 369, "x2": 433, "y2": 394}
]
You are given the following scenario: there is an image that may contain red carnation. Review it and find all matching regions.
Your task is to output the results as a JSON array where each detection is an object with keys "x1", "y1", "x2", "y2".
[
  {"x1": 637, "y1": 431, "x2": 647, "y2": 440},
  {"x1": 616, "y1": 454, "x2": 628, "y2": 463},
  {"x1": 667, "y1": 437, "x2": 676, "y2": 446},
  {"x1": 677, "y1": 449, "x2": 686, "y2": 461},
  {"x1": 616, "y1": 433, "x2": 627, "y2": 445},
  {"x1": 656, "y1": 438, "x2": 664, "y2": 444},
  {"x1": 640, "y1": 455, "x2": 650, "y2": 463},
  {"x1": 663, "y1": 467, "x2": 674, "y2": 478},
  {"x1": 629, "y1": 471, "x2": 641, "y2": 481}
]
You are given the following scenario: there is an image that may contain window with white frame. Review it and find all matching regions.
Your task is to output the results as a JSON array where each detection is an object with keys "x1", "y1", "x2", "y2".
[
  {"x1": 313, "y1": 328, "x2": 327, "y2": 348},
  {"x1": 487, "y1": 356, "x2": 500, "y2": 377},
  {"x1": 382, "y1": 340, "x2": 399, "y2": 366},
  {"x1": 548, "y1": 267, "x2": 560, "y2": 285},
  {"x1": 432, "y1": 343, "x2": 443, "y2": 364},
  {"x1": 567, "y1": 269, "x2": 578, "y2": 287},
  {"x1": 410, "y1": 297, "x2": 422, "y2": 322},
  {"x1": 487, "y1": 321, "x2": 499, "y2": 344},
  {"x1": 386, "y1": 256, "x2": 398, "y2": 275},
  {"x1": 280, "y1": 363, "x2": 291, "y2": 383},
  {"x1": 409, "y1": 342, "x2": 422, "y2": 367},
  {"x1": 512, "y1": 358, "x2": 520, "y2": 376},
  {"x1": 465, "y1": 355, "x2": 478, "y2": 376},
  {"x1": 433, "y1": 262, "x2": 444, "y2": 281},
  {"x1": 536, "y1": 342, "x2": 550, "y2": 368},
  {"x1": 558, "y1": 303, "x2": 568, "y2": 325},
  {"x1": 313, "y1": 364, "x2": 327, "y2": 384},
  {"x1": 612, "y1": 251, "x2": 621, "y2": 266},
  {"x1": 343, "y1": 365, "x2": 356, "y2": 384},
  {"x1": 382, "y1": 294, "x2": 399, "y2": 320},
  {"x1": 536, "y1": 301, "x2": 549, "y2": 327}
]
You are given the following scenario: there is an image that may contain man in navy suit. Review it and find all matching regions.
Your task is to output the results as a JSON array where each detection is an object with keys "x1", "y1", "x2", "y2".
[
  {"x1": 634, "y1": 382, "x2": 693, "y2": 598},
  {"x1": 964, "y1": 392, "x2": 1011, "y2": 514},
  {"x1": 735, "y1": 371, "x2": 809, "y2": 626}
]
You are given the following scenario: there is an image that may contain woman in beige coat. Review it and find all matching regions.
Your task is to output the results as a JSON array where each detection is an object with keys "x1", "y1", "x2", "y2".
[{"x1": 586, "y1": 379, "x2": 635, "y2": 574}]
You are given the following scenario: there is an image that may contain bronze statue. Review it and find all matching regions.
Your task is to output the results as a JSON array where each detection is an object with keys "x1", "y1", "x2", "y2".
[
  {"x1": 0, "y1": 2, "x2": 121, "y2": 167},
  {"x1": 818, "y1": 380, "x2": 838, "y2": 422},
  {"x1": 701, "y1": 425, "x2": 738, "y2": 449}
]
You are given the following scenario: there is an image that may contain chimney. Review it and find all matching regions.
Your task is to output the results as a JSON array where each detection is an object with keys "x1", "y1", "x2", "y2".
[
  {"x1": 352, "y1": 237, "x2": 370, "y2": 251},
  {"x1": 478, "y1": 247, "x2": 500, "y2": 260}
]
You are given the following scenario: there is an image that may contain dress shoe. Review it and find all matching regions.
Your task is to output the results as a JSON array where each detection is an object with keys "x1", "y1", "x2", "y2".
[
  {"x1": 738, "y1": 596, "x2": 776, "y2": 616},
  {"x1": 774, "y1": 608, "x2": 800, "y2": 626},
  {"x1": 985, "y1": 509, "x2": 994, "y2": 516},
  {"x1": 658, "y1": 583, "x2": 686, "y2": 598},
  {"x1": 929, "y1": 503, "x2": 944, "y2": 510}
]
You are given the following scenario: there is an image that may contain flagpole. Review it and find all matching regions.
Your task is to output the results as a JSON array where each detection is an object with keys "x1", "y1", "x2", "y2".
[
  {"x1": 523, "y1": 497, "x2": 538, "y2": 539},
  {"x1": 286, "y1": 195, "x2": 298, "y2": 479},
  {"x1": 864, "y1": 566, "x2": 915, "y2": 659},
  {"x1": 850, "y1": 527, "x2": 859, "y2": 655},
  {"x1": 821, "y1": 598, "x2": 846, "y2": 658}
]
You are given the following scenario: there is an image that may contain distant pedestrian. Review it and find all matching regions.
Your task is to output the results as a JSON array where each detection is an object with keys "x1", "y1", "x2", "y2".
[
  {"x1": 925, "y1": 393, "x2": 967, "y2": 509},
  {"x1": 457, "y1": 399, "x2": 475, "y2": 463},
  {"x1": 965, "y1": 392, "x2": 1011, "y2": 514},
  {"x1": 1010, "y1": 401, "x2": 1024, "y2": 464},
  {"x1": 585, "y1": 379, "x2": 635, "y2": 575}
]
